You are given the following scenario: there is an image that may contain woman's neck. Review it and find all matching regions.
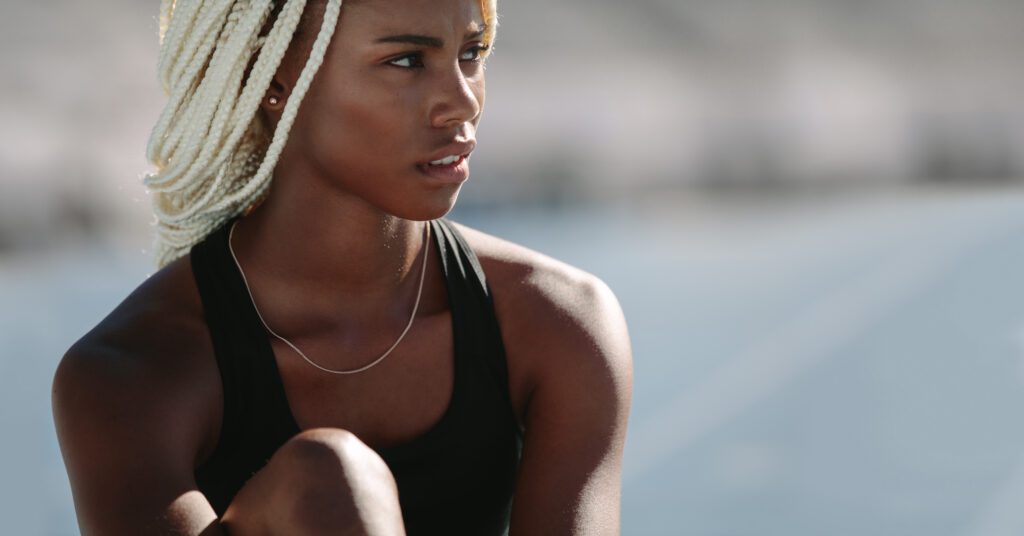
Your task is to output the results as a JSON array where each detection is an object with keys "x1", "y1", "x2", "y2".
[{"x1": 229, "y1": 172, "x2": 429, "y2": 316}]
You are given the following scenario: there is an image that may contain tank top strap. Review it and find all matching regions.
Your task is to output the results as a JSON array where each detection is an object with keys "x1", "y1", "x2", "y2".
[
  {"x1": 190, "y1": 217, "x2": 298, "y2": 487},
  {"x1": 431, "y1": 218, "x2": 518, "y2": 436}
]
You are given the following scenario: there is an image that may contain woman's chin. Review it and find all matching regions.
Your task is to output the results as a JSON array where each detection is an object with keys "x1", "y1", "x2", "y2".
[{"x1": 388, "y1": 188, "x2": 462, "y2": 222}]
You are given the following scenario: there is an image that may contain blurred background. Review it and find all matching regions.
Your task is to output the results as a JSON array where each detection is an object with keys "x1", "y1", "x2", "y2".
[{"x1": 4, "y1": 0, "x2": 1024, "y2": 534}]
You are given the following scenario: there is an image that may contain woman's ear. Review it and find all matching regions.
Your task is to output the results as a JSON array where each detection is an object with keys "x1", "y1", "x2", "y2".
[{"x1": 263, "y1": 76, "x2": 290, "y2": 111}]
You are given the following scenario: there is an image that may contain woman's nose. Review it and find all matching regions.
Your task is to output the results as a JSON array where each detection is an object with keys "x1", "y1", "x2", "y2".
[{"x1": 429, "y1": 65, "x2": 482, "y2": 129}]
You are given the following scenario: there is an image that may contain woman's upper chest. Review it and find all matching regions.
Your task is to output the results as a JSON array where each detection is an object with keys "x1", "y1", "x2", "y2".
[{"x1": 270, "y1": 307, "x2": 458, "y2": 448}]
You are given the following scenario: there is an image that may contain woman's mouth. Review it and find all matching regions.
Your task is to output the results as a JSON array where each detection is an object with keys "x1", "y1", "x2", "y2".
[
  {"x1": 429, "y1": 154, "x2": 463, "y2": 166},
  {"x1": 416, "y1": 154, "x2": 469, "y2": 185}
]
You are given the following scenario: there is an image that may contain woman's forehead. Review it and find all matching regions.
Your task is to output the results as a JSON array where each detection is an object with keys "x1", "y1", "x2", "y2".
[
  {"x1": 343, "y1": 0, "x2": 486, "y2": 33},
  {"x1": 346, "y1": 0, "x2": 485, "y2": 24}
]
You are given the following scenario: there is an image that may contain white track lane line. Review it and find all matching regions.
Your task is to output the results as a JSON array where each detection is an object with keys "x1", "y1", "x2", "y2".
[
  {"x1": 964, "y1": 448, "x2": 1024, "y2": 536},
  {"x1": 624, "y1": 203, "x2": 1021, "y2": 482},
  {"x1": 961, "y1": 325, "x2": 1024, "y2": 536}
]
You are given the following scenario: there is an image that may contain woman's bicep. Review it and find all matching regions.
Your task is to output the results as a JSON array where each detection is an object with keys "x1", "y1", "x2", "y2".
[
  {"x1": 52, "y1": 344, "x2": 224, "y2": 535},
  {"x1": 508, "y1": 276, "x2": 633, "y2": 536}
]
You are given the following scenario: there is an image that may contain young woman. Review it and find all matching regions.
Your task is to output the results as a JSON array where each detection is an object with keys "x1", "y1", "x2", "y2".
[{"x1": 52, "y1": 0, "x2": 633, "y2": 534}]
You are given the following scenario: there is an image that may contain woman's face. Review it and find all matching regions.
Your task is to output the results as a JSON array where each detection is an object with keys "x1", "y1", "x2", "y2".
[{"x1": 274, "y1": 0, "x2": 489, "y2": 220}]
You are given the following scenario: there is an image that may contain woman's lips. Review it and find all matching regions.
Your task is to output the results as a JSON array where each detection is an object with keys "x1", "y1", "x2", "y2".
[{"x1": 416, "y1": 155, "x2": 469, "y2": 185}]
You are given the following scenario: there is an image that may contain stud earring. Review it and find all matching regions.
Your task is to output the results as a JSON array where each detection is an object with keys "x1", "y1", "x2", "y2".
[{"x1": 268, "y1": 95, "x2": 280, "y2": 106}]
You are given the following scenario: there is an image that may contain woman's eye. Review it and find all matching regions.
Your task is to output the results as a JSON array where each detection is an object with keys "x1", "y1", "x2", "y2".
[
  {"x1": 387, "y1": 46, "x2": 490, "y2": 69},
  {"x1": 460, "y1": 45, "x2": 490, "y2": 62},
  {"x1": 387, "y1": 53, "x2": 424, "y2": 69}
]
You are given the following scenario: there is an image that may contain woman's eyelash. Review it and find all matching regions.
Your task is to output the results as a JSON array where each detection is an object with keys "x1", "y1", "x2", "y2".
[
  {"x1": 386, "y1": 45, "x2": 491, "y2": 69},
  {"x1": 387, "y1": 53, "x2": 425, "y2": 69},
  {"x1": 462, "y1": 45, "x2": 490, "y2": 61}
]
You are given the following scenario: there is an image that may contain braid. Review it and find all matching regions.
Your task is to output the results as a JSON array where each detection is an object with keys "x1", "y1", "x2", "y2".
[
  {"x1": 152, "y1": 3, "x2": 269, "y2": 196},
  {"x1": 157, "y1": 1, "x2": 202, "y2": 90},
  {"x1": 144, "y1": 0, "x2": 496, "y2": 269},
  {"x1": 207, "y1": 0, "x2": 341, "y2": 214},
  {"x1": 145, "y1": 0, "x2": 343, "y2": 268},
  {"x1": 157, "y1": 0, "x2": 175, "y2": 46}
]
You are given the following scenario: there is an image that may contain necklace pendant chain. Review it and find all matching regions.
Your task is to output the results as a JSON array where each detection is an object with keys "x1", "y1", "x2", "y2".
[{"x1": 227, "y1": 220, "x2": 431, "y2": 375}]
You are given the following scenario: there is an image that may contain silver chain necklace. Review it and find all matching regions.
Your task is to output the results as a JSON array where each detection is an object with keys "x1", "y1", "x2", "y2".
[{"x1": 227, "y1": 220, "x2": 431, "y2": 375}]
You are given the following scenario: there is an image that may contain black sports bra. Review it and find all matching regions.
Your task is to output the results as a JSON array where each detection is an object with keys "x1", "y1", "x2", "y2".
[{"x1": 190, "y1": 217, "x2": 522, "y2": 535}]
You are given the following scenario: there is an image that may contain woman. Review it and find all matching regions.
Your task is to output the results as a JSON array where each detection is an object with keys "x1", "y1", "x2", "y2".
[{"x1": 52, "y1": 0, "x2": 633, "y2": 534}]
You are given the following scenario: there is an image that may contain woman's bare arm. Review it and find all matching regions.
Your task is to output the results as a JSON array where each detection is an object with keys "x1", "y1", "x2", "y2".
[
  {"x1": 52, "y1": 312, "x2": 225, "y2": 535},
  {"x1": 505, "y1": 269, "x2": 634, "y2": 535}
]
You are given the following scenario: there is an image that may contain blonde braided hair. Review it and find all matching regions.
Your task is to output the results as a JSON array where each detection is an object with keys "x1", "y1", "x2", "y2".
[{"x1": 144, "y1": 0, "x2": 497, "y2": 268}]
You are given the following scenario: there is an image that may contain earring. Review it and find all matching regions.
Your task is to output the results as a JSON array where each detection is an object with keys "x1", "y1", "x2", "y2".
[{"x1": 268, "y1": 95, "x2": 280, "y2": 106}]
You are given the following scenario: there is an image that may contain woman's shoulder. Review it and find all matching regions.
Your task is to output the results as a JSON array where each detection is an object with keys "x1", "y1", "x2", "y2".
[
  {"x1": 53, "y1": 253, "x2": 220, "y2": 464},
  {"x1": 448, "y1": 220, "x2": 608, "y2": 301},
  {"x1": 449, "y1": 220, "x2": 622, "y2": 315},
  {"x1": 448, "y1": 220, "x2": 631, "y2": 390},
  {"x1": 63, "y1": 254, "x2": 211, "y2": 366}
]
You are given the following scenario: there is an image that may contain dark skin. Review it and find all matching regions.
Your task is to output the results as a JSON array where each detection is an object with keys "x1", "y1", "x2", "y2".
[{"x1": 52, "y1": 0, "x2": 633, "y2": 534}]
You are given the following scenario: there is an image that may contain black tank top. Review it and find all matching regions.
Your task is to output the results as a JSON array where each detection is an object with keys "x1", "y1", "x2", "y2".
[{"x1": 190, "y1": 217, "x2": 522, "y2": 535}]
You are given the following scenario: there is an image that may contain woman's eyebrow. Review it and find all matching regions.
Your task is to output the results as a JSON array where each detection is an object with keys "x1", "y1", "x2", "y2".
[{"x1": 375, "y1": 27, "x2": 487, "y2": 48}]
